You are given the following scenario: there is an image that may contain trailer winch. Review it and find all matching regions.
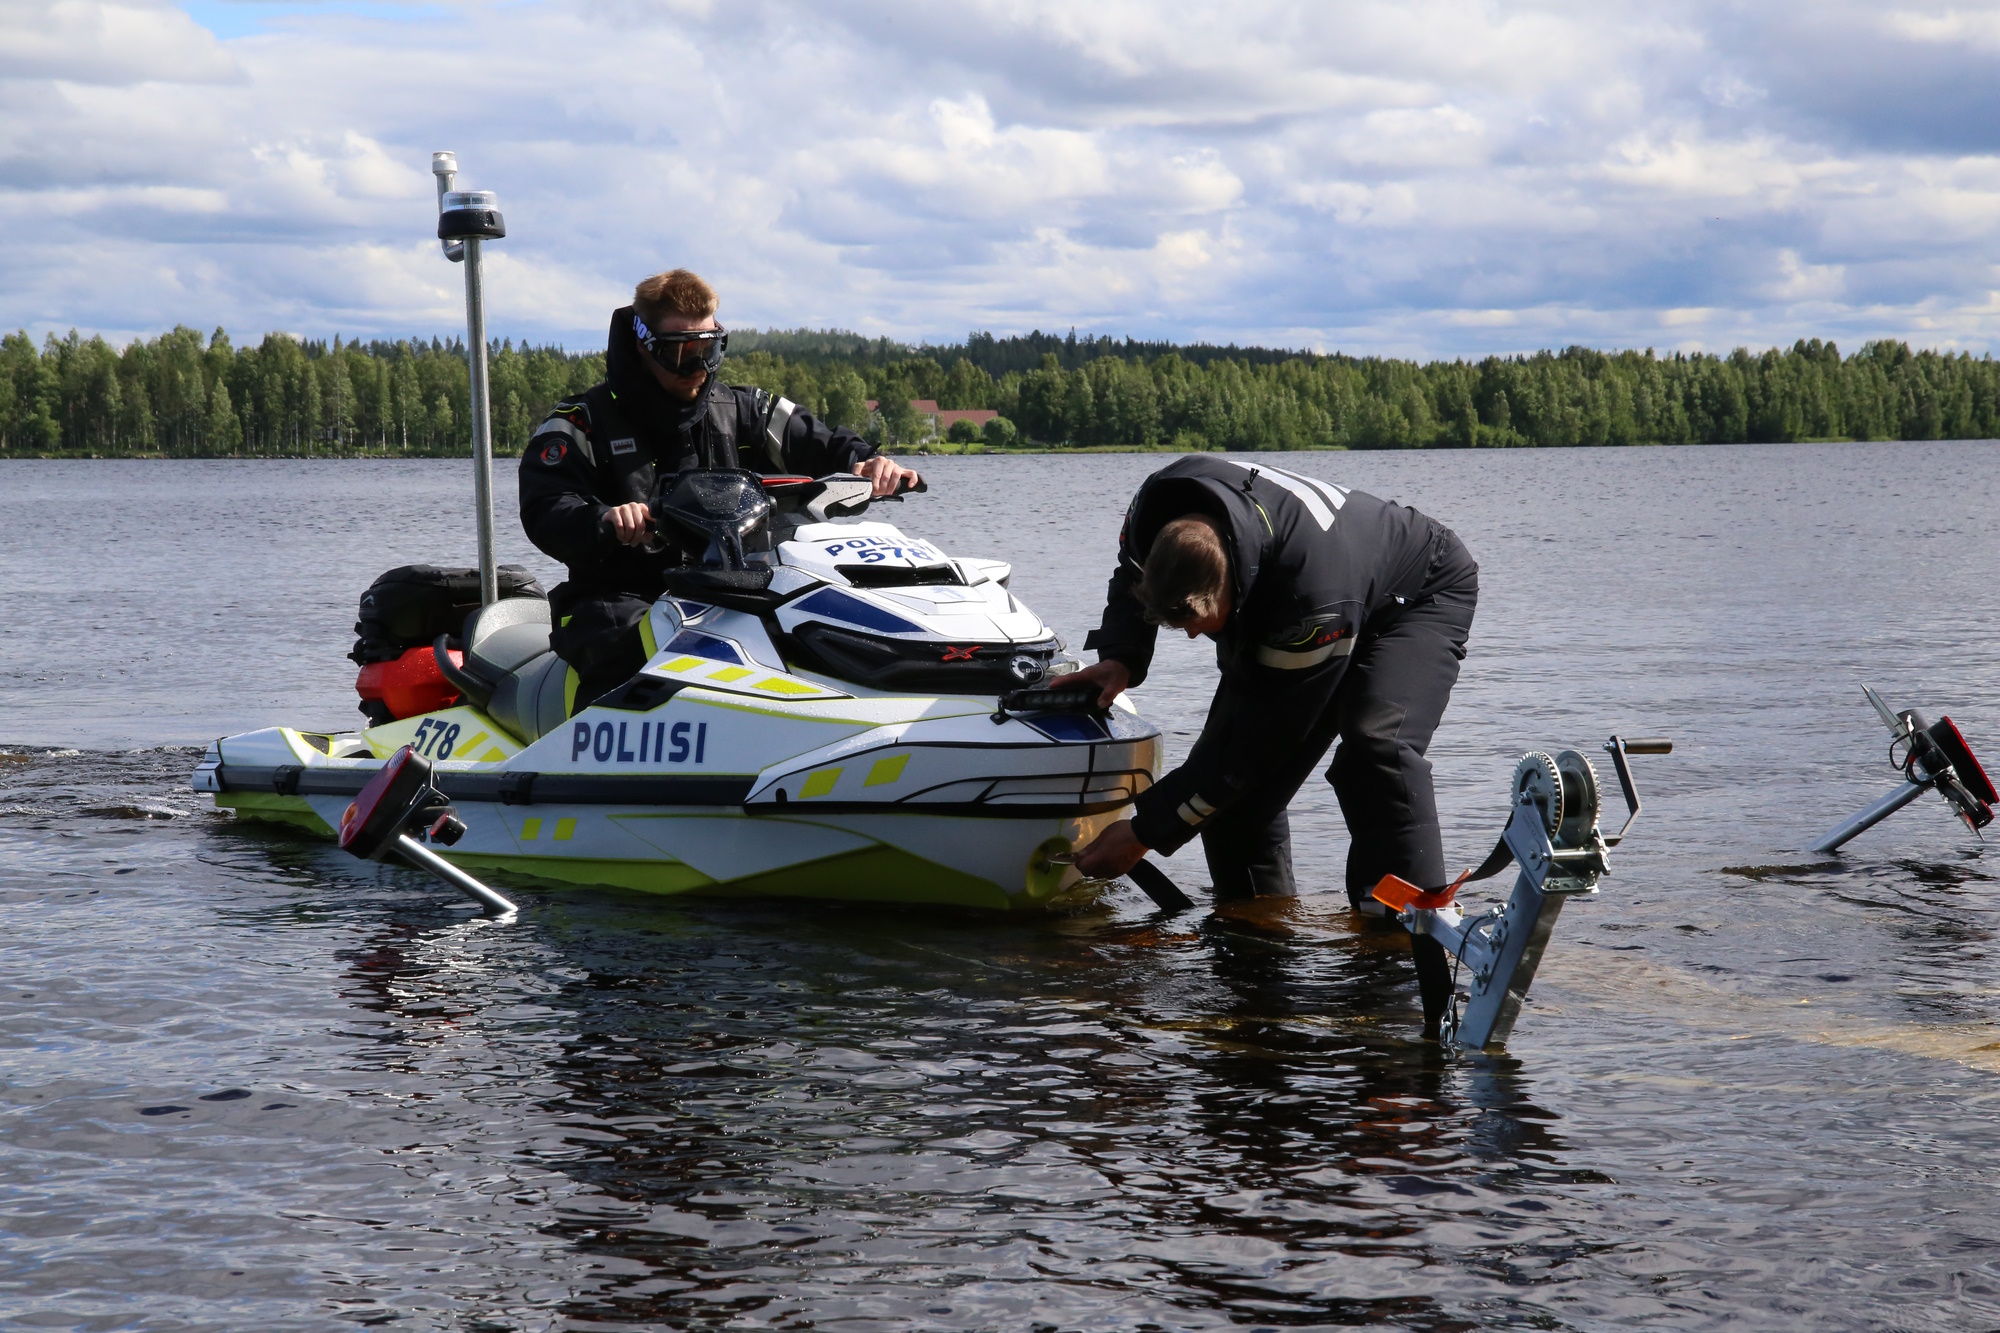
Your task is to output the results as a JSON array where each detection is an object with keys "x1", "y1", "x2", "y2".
[{"x1": 1374, "y1": 735, "x2": 1671, "y2": 1049}]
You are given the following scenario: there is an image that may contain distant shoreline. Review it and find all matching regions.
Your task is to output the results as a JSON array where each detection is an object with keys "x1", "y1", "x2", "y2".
[
  {"x1": 16, "y1": 326, "x2": 2000, "y2": 455},
  {"x1": 3, "y1": 437, "x2": 1991, "y2": 461}
]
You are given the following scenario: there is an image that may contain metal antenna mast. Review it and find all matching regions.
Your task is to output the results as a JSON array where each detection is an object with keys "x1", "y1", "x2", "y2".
[{"x1": 431, "y1": 151, "x2": 507, "y2": 607}]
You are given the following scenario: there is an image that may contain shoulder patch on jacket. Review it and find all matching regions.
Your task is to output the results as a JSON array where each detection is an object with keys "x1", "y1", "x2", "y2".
[{"x1": 530, "y1": 414, "x2": 593, "y2": 467}]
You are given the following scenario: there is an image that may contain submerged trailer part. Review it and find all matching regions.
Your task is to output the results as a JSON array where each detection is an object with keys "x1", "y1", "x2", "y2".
[
  {"x1": 338, "y1": 745, "x2": 516, "y2": 916},
  {"x1": 1374, "y1": 735, "x2": 1672, "y2": 1049},
  {"x1": 1811, "y1": 686, "x2": 1995, "y2": 854}
]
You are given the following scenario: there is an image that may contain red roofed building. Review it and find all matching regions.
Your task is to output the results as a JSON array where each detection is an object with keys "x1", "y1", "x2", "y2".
[{"x1": 864, "y1": 399, "x2": 1000, "y2": 440}]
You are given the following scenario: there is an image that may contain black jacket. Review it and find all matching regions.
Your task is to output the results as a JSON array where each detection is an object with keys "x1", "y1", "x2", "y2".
[
  {"x1": 1083, "y1": 455, "x2": 1449, "y2": 852},
  {"x1": 518, "y1": 306, "x2": 877, "y2": 603}
]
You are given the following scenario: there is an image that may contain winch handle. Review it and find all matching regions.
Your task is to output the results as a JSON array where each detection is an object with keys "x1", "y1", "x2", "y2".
[{"x1": 1603, "y1": 734, "x2": 1671, "y2": 846}]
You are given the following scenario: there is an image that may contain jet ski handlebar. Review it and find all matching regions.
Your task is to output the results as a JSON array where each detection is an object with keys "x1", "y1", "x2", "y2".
[{"x1": 759, "y1": 471, "x2": 927, "y2": 518}]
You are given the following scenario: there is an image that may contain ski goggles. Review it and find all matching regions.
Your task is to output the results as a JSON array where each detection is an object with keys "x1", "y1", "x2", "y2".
[{"x1": 633, "y1": 313, "x2": 727, "y2": 374}]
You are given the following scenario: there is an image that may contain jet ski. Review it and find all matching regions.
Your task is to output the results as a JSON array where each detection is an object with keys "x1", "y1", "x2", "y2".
[{"x1": 191, "y1": 469, "x2": 1161, "y2": 911}]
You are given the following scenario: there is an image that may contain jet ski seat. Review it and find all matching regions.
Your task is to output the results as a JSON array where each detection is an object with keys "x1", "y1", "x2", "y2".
[
  {"x1": 488, "y1": 649, "x2": 569, "y2": 746},
  {"x1": 433, "y1": 597, "x2": 570, "y2": 744}
]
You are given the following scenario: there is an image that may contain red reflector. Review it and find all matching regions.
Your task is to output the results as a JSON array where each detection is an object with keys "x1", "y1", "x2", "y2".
[
  {"x1": 1372, "y1": 867, "x2": 1471, "y2": 912},
  {"x1": 759, "y1": 475, "x2": 815, "y2": 486},
  {"x1": 1934, "y1": 716, "x2": 1998, "y2": 804},
  {"x1": 338, "y1": 746, "x2": 432, "y2": 858}
]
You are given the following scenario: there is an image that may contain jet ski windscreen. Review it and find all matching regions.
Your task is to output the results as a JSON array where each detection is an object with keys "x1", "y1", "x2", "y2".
[{"x1": 653, "y1": 469, "x2": 773, "y2": 568}]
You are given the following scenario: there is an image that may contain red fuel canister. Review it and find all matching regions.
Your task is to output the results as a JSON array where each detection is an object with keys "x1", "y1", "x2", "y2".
[{"x1": 356, "y1": 645, "x2": 462, "y2": 720}]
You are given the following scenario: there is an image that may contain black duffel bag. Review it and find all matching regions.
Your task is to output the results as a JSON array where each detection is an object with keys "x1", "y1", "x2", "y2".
[{"x1": 349, "y1": 564, "x2": 546, "y2": 665}]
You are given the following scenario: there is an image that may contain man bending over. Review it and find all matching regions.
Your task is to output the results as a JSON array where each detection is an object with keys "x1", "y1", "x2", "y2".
[{"x1": 1069, "y1": 456, "x2": 1478, "y2": 1035}]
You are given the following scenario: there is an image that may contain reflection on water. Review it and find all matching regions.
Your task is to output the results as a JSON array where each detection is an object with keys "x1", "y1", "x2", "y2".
[
  {"x1": 319, "y1": 875, "x2": 1590, "y2": 1330},
  {"x1": 3, "y1": 444, "x2": 1999, "y2": 1329}
]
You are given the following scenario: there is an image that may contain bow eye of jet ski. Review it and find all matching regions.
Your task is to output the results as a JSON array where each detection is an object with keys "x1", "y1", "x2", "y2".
[{"x1": 194, "y1": 466, "x2": 1162, "y2": 913}]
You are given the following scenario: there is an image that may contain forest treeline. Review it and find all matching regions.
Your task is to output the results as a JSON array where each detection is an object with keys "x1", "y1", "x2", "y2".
[{"x1": 7, "y1": 323, "x2": 1999, "y2": 457}]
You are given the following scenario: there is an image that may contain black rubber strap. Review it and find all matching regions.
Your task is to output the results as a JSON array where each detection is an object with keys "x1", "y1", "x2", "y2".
[{"x1": 1466, "y1": 832, "x2": 1516, "y2": 883}]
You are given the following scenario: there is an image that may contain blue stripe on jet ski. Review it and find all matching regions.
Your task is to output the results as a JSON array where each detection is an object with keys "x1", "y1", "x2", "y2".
[
  {"x1": 664, "y1": 630, "x2": 743, "y2": 663},
  {"x1": 1023, "y1": 713, "x2": 1109, "y2": 743},
  {"x1": 793, "y1": 587, "x2": 922, "y2": 635}
]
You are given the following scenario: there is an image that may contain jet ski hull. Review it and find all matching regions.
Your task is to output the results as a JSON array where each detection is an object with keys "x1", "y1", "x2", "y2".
[
  {"x1": 197, "y1": 502, "x2": 1162, "y2": 912},
  {"x1": 199, "y1": 693, "x2": 1156, "y2": 912}
]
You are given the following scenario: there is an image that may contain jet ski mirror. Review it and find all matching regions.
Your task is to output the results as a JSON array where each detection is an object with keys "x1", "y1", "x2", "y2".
[
  {"x1": 1811, "y1": 686, "x2": 1995, "y2": 853},
  {"x1": 338, "y1": 746, "x2": 516, "y2": 916},
  {"x1": 1375, "y1": 734, "x2": 1671, "y2": 1049}
]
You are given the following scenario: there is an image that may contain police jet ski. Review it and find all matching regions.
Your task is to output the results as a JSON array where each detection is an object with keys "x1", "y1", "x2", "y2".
[{"x1": 192, "y1": 469, "x2": 1161, "y2": 911}]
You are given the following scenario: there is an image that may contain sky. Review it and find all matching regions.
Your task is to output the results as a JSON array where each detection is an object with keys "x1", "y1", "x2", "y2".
[{"x1": 5, "y1": 0, "x2": 2000, "y2": 358}]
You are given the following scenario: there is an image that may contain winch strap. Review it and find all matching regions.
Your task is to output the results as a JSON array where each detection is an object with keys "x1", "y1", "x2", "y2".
[{"x1": 1465, "y1": 833, "x2": 1515, "y2": 883}]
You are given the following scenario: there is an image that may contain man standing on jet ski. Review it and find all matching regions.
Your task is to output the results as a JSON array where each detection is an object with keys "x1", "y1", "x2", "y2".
[
  {"x1": 518, "y1": 269, "x2": 919, "y2": 707},
  {"x1": 1068, "y1": 457, "x2": 1477, "y2": 1026}
]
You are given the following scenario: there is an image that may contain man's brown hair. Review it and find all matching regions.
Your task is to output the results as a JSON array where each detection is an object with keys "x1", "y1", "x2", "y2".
[
  {"x1": 1134, "y1": 516, "x2": 1229, "y2": 624},
  {"x1": 633, "y1": 269, "x2": 718, "y2": 325}
]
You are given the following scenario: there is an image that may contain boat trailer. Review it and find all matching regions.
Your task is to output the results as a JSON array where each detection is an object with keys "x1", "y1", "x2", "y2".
[
  {"x1": 1374, "y1": 735, "x2": 1672, "y2": 1050},
  {"x1": 1811, "y1": 686, "x2": 1995, "y2": 854}
]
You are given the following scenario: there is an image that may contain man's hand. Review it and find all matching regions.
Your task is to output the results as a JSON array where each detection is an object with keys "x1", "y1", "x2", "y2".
[
  {"x1": 1073, "y1": 819, "x2": 1150, "y2": 879},
  {"x1": 605, "y1": 502, "x2": 652, "y2": 547},
  {"x1": 1066, "y1": 659, "x2": 1132, "y2": 708},
  {"x1": 854, "y1": 455, "x2": 921, "y2": 498}
]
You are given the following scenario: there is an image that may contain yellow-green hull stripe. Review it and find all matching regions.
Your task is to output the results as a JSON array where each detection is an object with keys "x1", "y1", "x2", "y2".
[{"x1": 215, "y1": 795, "x2": 1060, "y2": 910}]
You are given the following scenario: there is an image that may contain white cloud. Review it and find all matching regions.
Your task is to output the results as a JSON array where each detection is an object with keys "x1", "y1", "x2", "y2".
[
  {"x1": 1885, "y1": 6, "x2": 2000, "y2": 51},
  {"x1": 2, "y1": 0, "x2": 1999, "y2": 357},
  {"x1": 0, "y1": 0, "x2": 237, "y2": 83}
]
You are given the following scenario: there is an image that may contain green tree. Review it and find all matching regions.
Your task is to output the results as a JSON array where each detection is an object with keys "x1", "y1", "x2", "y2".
[
  {"x1": 878, "y1": 395, "x2": 923, "y2": 448},
  {"x1": 822, "y1": 367, "x2": 868, "y2": 430},
  {"x1": 206, "y1": 378, "x2": 242, "y2": 453}
]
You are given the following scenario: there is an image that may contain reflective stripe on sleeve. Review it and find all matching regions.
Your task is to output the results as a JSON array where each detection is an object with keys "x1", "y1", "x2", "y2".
[
  {"x1": 536, "y1": 417, "x2": 586, "y2": 447},
  {"x1": 764, "y1": 395, "x2": 797, "y2": 471},
  {"x1": 1176, "y1": 793, "x2": 1217, "y2": 826},
  {"x1": 1254, "y1": 636, "x2": 1356, "y2": 669}
]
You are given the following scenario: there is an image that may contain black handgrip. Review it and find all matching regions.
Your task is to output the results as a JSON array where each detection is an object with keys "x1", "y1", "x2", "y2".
[
  {"x1": 998, "y1": 685, "x2": 1100, "y2": 714},
  {"x1": 1619, "y1": 737, "x2": 1673, "y2": 754},
  {"x1": 433, "y1": 634, "x2": 495, "y2": 711},
  {"x1": 896, "y1": 475, "x2": 928, "y2": 495},
  {"x1": 1126, "y1": 859, "x2": 1194, "y2": 913}
]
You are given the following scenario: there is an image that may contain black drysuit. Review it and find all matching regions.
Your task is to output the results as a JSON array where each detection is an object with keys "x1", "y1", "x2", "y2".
[
  {"x1": 1084, "y1": 455, "x2": 1479, "y2": 910},
  {"x1": 518, "y1": 306, "x2": 878, "y2": 705}
]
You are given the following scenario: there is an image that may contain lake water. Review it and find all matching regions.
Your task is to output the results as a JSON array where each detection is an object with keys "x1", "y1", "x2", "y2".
[{"x1": 2, "y1": 443, "x2": 1997, "y2": 1331}]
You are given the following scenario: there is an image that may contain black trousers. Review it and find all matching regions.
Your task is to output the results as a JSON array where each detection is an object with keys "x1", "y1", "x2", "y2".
[
  {"x1": 548, "y1": 586, "x2": 655, "y2": 713},
  {"x1": 1197, "y1": 533, "x2": 1478, "y2": 906}
]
